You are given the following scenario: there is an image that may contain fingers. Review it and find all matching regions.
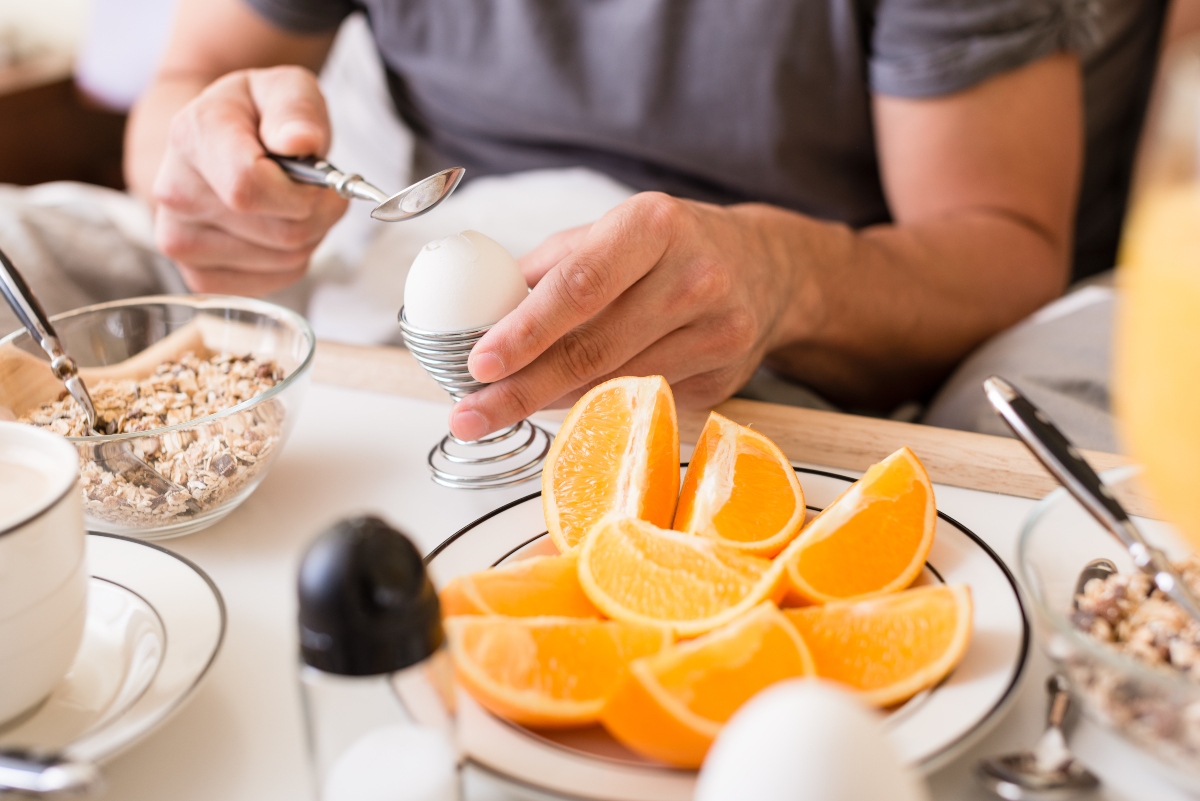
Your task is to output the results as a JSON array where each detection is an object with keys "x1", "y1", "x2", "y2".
[
  {"x1": 451, "y1": 267, "x2": 728, "y2": 440},
  {"x1": 176, "y1": 265, "x2": 309, "y2": 297},
  {"x1": 468, "y1": 193, "x2": 679, "y2": 383},
  {"x1": 248, "y1": 67, "x2": 332, "y2": 158},
  {"x1": 517, "y1": 224, "x2": 592, "y2": 287},
  {"x1": 157, "y1": 214, "x2": 313, "y2": 273},
  {"x1": 152, "y1": 65, "x2": 346, "y2": 296},
  {"x1": 157, "y1": 157, "x2": 346, "y2": 250},
  {"x1": 450, "y1": 324, "x2": 737, "y2": 441},
  {"x1": 163, "y1": 71, "x2": 321, "y2": 220}
]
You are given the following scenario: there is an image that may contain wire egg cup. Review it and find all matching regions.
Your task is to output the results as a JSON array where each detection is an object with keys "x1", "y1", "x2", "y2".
[{"x1": 398, "y1": 307, "x2": 550, "y2": 489}]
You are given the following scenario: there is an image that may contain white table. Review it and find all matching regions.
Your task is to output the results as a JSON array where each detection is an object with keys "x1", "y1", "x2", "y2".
[{"x1": 99, "y1": 382, "x2": 1187, "y2": 801}]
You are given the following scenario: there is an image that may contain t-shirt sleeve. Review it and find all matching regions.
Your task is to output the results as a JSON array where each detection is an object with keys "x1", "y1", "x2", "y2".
[
  {"x1": 241, "y1": 0, "x2": 355, "y2": 34},
  {"x1": 869, "y1": 0, "x2": 1097, "y2": 98}
]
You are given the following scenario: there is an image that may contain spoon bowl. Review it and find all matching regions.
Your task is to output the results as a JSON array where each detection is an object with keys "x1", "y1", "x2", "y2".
[
  {"x1": 370, "y1": 167, "x2": 465, "y2": 222},
  {"x1": 975, "y1": 673, "x2": 1100, "y2": 800},
  {"x1": 976, "y1": 752, "x2": 1100, "y2": 801},
  {"x1": 267, "y1": 155, "x2": 464, "y2": 222}
]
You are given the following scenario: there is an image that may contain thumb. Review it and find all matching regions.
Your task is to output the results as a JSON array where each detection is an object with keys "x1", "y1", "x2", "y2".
[{"x1": 247, "y1": 66, "x2": 332, "y2": 158}]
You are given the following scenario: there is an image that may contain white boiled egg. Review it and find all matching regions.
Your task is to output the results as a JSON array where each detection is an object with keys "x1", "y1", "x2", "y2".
[
  {"x1": 324, "y1": 724, "x2": 457, "y2": 801},
  {"x1": 695, "y1": 679, "x2": 930, "y2": 801},
  {"x1": 402, "y1": 230, "x2": 529, "y2": 332}
]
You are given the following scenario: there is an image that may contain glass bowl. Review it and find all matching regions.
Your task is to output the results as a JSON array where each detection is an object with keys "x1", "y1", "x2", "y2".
[
  {"x1": 1018, "y1": 467, "x2": 1200, "y2": 790},
  {"x1": 0, "y1": 295, "x2": 314, "y2": 539}
]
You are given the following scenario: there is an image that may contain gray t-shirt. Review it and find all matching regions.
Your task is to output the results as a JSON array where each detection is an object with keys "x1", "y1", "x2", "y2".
[{"x1": 246, "y1": 0, "x2": 1165, "y2": 280}]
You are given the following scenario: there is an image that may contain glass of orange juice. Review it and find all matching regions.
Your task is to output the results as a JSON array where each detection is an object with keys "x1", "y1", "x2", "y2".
[{"x1": 1116, "y1": 38, "x2": 1200, "y2": 547}]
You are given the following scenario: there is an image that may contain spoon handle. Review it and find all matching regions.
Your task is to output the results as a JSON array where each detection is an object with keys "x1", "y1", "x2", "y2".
[
  {"x1": 267, "y1": 154, "x2": 341, "y2": 187},
  {"x1": 266, "y1": 154, "x2": 389, "y2": 204},
  {"x1": 1045, "y1": 674, "x2": 1071, "y2": 731},
  {"x1": 0, "y1": 749, "x2": 102, "y2": 795},
  {"x1": 0, "y1": 247, "x2": 99, "y2": 429},
  {"x1": 0, "y1": 246, "x2": 63, "y2": 364}
]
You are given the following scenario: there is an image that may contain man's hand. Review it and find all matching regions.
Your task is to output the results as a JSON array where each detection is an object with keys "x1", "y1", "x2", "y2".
[
  {"x1": 449, "y1": 193, "x2": 813, "y2": 442},
  {"x1": 150, "y1": 66, "x2": 347, "y2": 296},
  {"x1": 451, "y1": 52, "x2": 1082, "y2": 440}
]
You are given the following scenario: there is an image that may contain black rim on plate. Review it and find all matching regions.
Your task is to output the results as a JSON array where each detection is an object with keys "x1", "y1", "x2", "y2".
[{"x1": 425, "y1": 466, "x2": 1031, "y2": 780}]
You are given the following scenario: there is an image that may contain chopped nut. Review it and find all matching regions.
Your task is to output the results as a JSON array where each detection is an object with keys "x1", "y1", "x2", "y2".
[
  {"x1": 1071, "y1": 554, "x2": 1200, "y2": 770},
  {"x1": 17, "y1": 351, "x2": 284, "y2": 528},
  {"x1": 210, "y1": 453, "x2": 237, "y2": 477}
]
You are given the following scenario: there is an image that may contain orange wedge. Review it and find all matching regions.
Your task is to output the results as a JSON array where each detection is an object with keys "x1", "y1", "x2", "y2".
[
  {"x1": 782, "y1": 584, "x2": 972, "y2": 706},
  {"x1": 439, "y1": 553, "x2": 601, "y2": 618},
  {"x1": 674, "y1": 412, "x2": 805, "y2": 557},
  {"x1": 446, "y1": 616, "x2": 670, "y2": 728},
  {"x1": 601, "y1": 603, "x2": 815, "y2": 767},
  {"x1": 778, "y1": 447, "x2": 935, "y2": 604},
  {"x1": 577, "y1": 516, "x2": 782, "y2": 637},
  {"x1": 543, "y1": 375, "x2": 680, "y2": 552}
]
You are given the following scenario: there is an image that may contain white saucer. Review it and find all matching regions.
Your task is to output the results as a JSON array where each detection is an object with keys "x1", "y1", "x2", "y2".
[
  {"x1": 0, "y1": 533, "x2": 225, "y2": 763},
  {"x1": 424, "y1": 467, "x2": 1031, "y2": 801}
]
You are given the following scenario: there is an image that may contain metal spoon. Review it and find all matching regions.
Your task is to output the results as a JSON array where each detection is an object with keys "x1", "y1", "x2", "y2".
[
  {"x1": 976, "y1": 561, "x2": 1112, "y2": 799},
  {"x1": 976, "y1": 674, "x2": 1101, "y2": 799},
  {"x1": 983, "y1": 375, "x2": 1200, "y2": 624},
  {"x1": 0, "y1": 249, "x2": 200, "y2": 513},
  {"x1": 1073, "y1": 558, "x2": 1118, "y2": 605},
  {"x1": 268, "y1": 155, "x2": 464, "y2": 222},
  {"x1": 0, "y1": 749, "x2": 102, "y2": 796}
]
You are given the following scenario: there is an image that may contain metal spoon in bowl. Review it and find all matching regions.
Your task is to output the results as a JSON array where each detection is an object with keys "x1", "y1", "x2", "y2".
[
  {"x1": 983, "y1": 375, "x2": 1200, "y2": 624},
  {"x1": 267, "y1": 155, "x2": 464, "y2": 222},
  {"x1": 0, "y1": 249, "x2": 200, "y2": 513},
  {"x1": 976, "y1": 673, "x2": 1101, "y2": 800}
]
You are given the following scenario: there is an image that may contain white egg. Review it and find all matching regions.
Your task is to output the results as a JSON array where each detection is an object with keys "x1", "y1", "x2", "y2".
[
  {"x1": 695, "y1": 679, "x2": 930, "y2": 801},
  {"x1": 402, "y1": 230, "x2": 529, "y2": 332},
  {"x1": 324, "y1": 724, "x2": 458, "y2": 801}
]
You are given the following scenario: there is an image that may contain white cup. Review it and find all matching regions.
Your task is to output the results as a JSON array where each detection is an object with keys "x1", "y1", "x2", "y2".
[{"x1": 0, "y1": 421, "x2": 88, "y2": 724}]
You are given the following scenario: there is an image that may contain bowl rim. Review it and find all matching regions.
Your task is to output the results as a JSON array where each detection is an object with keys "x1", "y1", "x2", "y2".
[
  {"x1": 1017, "y1": 466, "x2": 1200, "y2": 698},
  {"x1": 0, "y1": 294, "x2": 316, "y2": 443}
]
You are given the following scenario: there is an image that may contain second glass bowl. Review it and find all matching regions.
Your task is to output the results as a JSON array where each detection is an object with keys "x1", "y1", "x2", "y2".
[{"x1": 1018, "y1": 467, "x2": 1200, "y2": 791}]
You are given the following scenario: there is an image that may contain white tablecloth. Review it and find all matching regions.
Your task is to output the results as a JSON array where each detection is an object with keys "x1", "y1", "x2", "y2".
[{"x1": 99, "y1": 382, "x2": 1188, "y2": 801}]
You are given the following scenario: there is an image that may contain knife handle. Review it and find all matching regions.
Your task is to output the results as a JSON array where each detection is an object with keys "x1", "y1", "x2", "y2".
[{"x1": 983, "y1": 376, "x2": 1130, "y2": 531}]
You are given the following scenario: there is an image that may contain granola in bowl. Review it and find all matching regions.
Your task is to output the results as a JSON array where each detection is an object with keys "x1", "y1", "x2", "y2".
[
  {"x1": 1073, "y1": 558, "x2": 1200, "y2": 678},
  {"x1": 19, "y1": 351, "x2": 286, "y2": 529},
  {"x1": 1069, "y1": 556, "x2": 1200, "y2": 773}
]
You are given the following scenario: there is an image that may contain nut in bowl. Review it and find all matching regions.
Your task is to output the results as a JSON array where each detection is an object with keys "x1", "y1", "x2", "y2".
[
  {"x1": 0, "y1": 295, "x2": 314, "y2": 539},
  {"x1": 1019, "y1": 466, "x2": 1200, "y2": 792}
]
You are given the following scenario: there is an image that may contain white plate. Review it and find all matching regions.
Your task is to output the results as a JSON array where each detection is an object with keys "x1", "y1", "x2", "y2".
[
  {"x1": 0, "y1": 533, "x2": 225, "y2": 764},
  {"x1": 424, "y1": 467, "x2": 1030, "y2": 801}
]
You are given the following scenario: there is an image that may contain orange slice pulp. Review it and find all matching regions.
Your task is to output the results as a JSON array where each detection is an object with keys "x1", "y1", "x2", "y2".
[
  {"x1": 600, "y1": 603, "x2": 816, "y2": 768},
  {"x1": 577, "y1": 516, "x2": 782, "y2": 636},
  {"x1": 439, "y1": 553, "x2": 600, "y2": 618},
  {"x1": 778, "y1": 447, "x2": 935, "y2": 604},
  {"x1": 782, "y1": 584, "x2": 973, "y2": 706},
  {"x1": 446, "y1": 615, "x2": 671, "y2": 728},
  {"x1": 674, "y1": 411, "x2": 805, "y2": 557},
  {"x1": 542, "y1": 375, "x2": 679, "y2": 552}
]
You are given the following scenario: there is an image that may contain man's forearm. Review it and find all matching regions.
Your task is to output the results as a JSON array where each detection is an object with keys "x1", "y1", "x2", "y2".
[{"x1": 757, "y1": 204, "x2": 1069, "y2": 410}]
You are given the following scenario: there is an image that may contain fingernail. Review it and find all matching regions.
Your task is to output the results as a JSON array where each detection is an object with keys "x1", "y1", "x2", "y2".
[
  {"x1": 275, "y1": 121, "x2": 320, "y2": 149},
  {"x1": 470, "y1": 351, "x2": 505, "y2": 383},
  {"x1": 451, "y1": 409, "x2": 489, "y2": 442}
]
